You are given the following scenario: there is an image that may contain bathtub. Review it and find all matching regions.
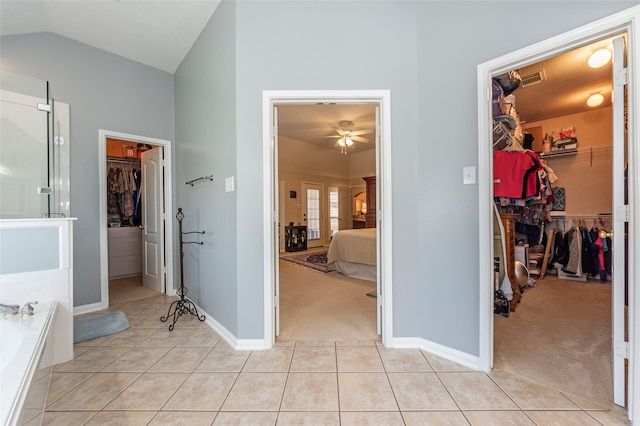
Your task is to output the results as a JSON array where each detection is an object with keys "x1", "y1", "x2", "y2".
[{"x1": 0, "y1": 301, "x2": 56, "y2": 426}]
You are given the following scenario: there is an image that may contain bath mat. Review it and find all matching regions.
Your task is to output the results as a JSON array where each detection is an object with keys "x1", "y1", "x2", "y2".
[{"x1": 74, "y1": 311, "x2": 130, "y2": 344}]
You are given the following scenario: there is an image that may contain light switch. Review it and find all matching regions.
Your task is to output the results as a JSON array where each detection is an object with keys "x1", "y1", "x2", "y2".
[
  {"x1": 463, "y1": 166, "x2": 476, "y2": 185},
  {"x1": 225, "y1": 176, "x2": 235, "y2": 192}
]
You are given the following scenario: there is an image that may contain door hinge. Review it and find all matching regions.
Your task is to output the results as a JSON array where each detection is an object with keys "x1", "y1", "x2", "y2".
[
  {"x1": 615, "y1": 68, "x2": 628, "y2": 86},
  {"x1": 274, "y1": 296, "x2": 279, "y2": 308},
  {"x1": 615, "y1": 340, "x2": 629, "y2": 359},
  {"x1": 161, "y1": 213, "x2": 166, "y2": 221},
  {"x1": 615, "y1": 204, "x2": 630, "y2": 223},
  {"x1": 162, "y1": 266, "x2": 167, "y2": 274},
  {"x1": 37, "y1": 103, "x2": 51, "y2": 112}
]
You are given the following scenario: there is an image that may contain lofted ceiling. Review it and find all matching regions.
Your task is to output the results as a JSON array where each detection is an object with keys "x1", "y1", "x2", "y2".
[
  {"x1": 0, "y1": 1, "x2": 220, "y2": 74},
  {"x1": 0, "y1": 2, "x2": 619, "y2": 149}
]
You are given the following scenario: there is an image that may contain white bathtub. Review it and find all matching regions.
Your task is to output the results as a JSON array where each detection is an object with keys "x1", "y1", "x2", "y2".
[{"x1": 0, "y1": 301, "x2": 56, "y2": 426}]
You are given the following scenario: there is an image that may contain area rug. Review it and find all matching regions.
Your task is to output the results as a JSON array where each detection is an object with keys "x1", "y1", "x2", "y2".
[
  {"x1": 281, "y1": 251, "x2": 332, "y2": 273},
  {"x1": 73, "y1": 311, "x2": 130, "y2": 344}
]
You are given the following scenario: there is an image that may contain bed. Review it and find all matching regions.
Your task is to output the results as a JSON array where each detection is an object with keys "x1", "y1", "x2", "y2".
[{"x1": 327, "y1": 228, "x2": 377, "y2": 282}]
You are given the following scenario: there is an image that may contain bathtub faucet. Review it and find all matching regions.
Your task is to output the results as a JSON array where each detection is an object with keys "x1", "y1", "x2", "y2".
[{"x1": 0, "y1": 303, "x2": 20, "y2": 317}]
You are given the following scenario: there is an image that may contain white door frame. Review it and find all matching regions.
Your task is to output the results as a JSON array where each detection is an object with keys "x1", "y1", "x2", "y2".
[
  {"x1": 97, "y1": 129, "x2": 175, "y2": 311},
  {"x1": 477, "y1": 6, "x2": 639, "y2": 420},
  {"x1": 262, "y1": 90, "x2": 393, "y2": 348}
]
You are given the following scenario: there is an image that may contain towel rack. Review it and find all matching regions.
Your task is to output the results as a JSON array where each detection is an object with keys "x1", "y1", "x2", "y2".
[
  {"x1": 160, "y1": 208, "x2": 206, "y2": 330},
  {"x1": 185, "y1": 175, "x2": 214, "y2": 186}
]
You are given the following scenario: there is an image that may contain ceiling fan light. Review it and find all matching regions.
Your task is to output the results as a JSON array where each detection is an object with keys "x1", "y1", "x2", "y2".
[
  {"x1": 338, "y1": 138, "x2": 346, "y2": 147},
  {"x1": 345, "y1": 137, "x2": 353, "y2": 146},
  {"x1": 587, "y1": 93, "x2": 604, "y2": 107},
  {"x1": 588, "y1": 48, "x2": 611, "y2": 68}
]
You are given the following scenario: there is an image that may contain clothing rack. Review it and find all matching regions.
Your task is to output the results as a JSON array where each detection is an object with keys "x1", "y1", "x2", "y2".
[
  {"x1": 107, "y1": 156, "x2": 141, "y2": 165},
  {"x1": 549, "y1": 213, "x2": 612, "y2": 232},
  {"x1": 544, "y1": 214, "x2": 613, "y2": 282}
]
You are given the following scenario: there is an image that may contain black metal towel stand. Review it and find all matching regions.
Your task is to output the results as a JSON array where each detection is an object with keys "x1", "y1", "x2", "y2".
[{"x1": 160, "y1": 208, "x2": 206, "y2": 331}]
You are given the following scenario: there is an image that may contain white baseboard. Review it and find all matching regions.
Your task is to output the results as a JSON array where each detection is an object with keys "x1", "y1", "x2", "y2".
[
  {"x1": 73, "y1": 301, "x2": 107, "y2": 316},
  {"x1": 392, "y1": 336, "x2": 481, "y2": 371},
  {"x1": 191, "y1": 299, "x2": 268, "y2": 351}
]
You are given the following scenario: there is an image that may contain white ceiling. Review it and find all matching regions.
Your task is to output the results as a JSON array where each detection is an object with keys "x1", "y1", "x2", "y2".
[
  {"x1": 0, "y1": 1, "x2": 220, "y2": 74},
  {"x1": 0, "y1": 1, "x2": 618, "y2": 150}
]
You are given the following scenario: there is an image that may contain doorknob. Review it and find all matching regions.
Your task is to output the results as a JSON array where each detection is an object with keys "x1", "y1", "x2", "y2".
[{"x1": 139, "y1": 224, "x2": 145, "y2": 229}]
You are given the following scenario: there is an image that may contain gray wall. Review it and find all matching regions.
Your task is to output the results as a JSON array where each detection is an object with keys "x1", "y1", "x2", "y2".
[
  {"x1": 174, "y1": 1, "x2": 239, "y2": 335},
  {"x1": 413, "y1": 1, "x2": 637, "y2": 353},
  {"x1": 174, "y1": 1, "x2": 635, "y2": 352},
  {"x1": 0, "y1": 33, "x2": 175, "y2": 306}
]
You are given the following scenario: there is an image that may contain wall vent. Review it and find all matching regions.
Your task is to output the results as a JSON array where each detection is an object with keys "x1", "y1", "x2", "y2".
[{"x1": 521, "y1": 70, "x2": 546, "y2": 87}]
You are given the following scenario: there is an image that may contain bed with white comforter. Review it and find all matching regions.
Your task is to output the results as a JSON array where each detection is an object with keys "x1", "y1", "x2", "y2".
[{"x1": 327, "y1": 228, "x2": 377, "y2": 282}]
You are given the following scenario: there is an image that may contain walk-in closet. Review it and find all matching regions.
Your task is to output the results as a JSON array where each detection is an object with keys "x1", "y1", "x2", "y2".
[{"x1": 491, "y1": 35, "x2": 628, "y2": 407}]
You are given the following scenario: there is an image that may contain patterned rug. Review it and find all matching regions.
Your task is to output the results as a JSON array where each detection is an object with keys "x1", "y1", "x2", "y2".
[{"x1": 281, "y1": 251, "x2": 332, "y2": 273}]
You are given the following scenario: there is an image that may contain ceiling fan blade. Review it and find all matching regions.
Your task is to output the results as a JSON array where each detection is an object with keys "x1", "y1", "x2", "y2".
[
  {"x1": 321, "y1": 135, "x2": 341, "y2": 139},
  {"x1": 351, "y1": 135, "x2": 369, "y2": 143},
  {"x1": 350, "y1": 129, "x2": 374, "y2": 136}
]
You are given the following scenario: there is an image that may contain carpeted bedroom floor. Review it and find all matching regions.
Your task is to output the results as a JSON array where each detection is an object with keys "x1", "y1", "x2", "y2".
[{"x1": 277, "y1": 253, "x2": 378, "y2": 343}]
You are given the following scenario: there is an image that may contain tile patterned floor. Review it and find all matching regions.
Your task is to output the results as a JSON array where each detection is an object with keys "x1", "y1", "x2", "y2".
[{"x1": 35, "y1": 294, "x2": 630, "y2": 425}]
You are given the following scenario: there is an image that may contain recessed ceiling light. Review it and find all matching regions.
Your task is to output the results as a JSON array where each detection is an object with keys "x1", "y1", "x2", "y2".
[
  {"x1": 587, "y1": 93, "x2": 604, "y2": 107},
  {"x1": 588, "y1": 47, "x2": 611, "y2": 68}
]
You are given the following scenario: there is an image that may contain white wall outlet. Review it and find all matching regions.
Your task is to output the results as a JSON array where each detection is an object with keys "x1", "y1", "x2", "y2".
[
  {"x1": 463, "y1": 166, "x2": 476, "y2": 185},
  {"x1": 225, "y1": 176, "x2": 235, "y2": 192}
]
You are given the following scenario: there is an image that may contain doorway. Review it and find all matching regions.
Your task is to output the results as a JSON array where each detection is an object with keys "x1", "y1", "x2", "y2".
[
  {"x1": 301, "y1": 182, "x2": 324, "y2": 248},
  {"x1": 98, "y1": 130, "x2": 175, "y2": 311},
  {"x1": 262, "y1": 90, "x2": 393, "y2": 348},
  {"x1": 477, "y1": 8, "x2": 638, "y2": 419}
]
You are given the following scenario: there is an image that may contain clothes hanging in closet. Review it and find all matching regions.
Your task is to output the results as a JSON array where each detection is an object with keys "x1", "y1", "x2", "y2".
[
  {"x1": 107, "y1": 161, "x2": 141, "y2": 224},
  {"x1": 494, "y1": 150, "x2": 553, "y2": 210}
]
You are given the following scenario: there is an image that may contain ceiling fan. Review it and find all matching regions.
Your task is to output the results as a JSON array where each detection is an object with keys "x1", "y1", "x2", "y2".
[{"x1": 324, "y1": 120, "x2": 374, "y2": 154}]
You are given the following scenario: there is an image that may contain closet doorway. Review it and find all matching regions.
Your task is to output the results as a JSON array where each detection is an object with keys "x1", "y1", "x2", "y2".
[
  {"x1": 262, "y1": 90, "x2": 393, "y2": 347},
  {"x1": 98, "y1": 130, "x2": 175, "y2": 310},
  {"x1": 478, "y1": 8, "x2": 638, "y2": 417}
]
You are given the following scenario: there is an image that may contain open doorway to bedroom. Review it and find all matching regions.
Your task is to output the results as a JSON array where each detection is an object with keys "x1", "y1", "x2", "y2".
[
  {"x1": 262, "y1": 90, "x2": 393, "y2": 347},
  {"x1": 276, "y1": 103, "x2": 378, "y2": 342}
]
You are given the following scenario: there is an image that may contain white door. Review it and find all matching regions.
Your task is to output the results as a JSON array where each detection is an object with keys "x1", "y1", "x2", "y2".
[
  {"x1": 338, "y1": 186, "x2": 352, "y2": 230},
  {"x1": 611, "y1": 36, "x2": 628, "y2": 407},
  {"x1": 374, "y1": 105, "x2": 382, "y2": 335},
  {"x1": 141, "y1": 147, "x2": 165, "y2": 293},
  {"x1": 274, "y1": 107, "x2": 281, "y2": 337},
  {"x1": 302, "y1": 182, "x2": 324, "y2": 248}
]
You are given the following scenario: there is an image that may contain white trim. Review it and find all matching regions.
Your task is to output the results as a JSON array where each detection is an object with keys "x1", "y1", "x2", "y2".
[
  {"x1": 96, "y1": 130, "x2": 174, "y2": 313},
  {"x1": 262, "y1": 90, "x2": 393, "y2": 349},
  {"x1": 192, "y1": 302, "x2": 268, "y2": 351},
  {"x1": 392, "y1": 337, "x2": 480, "y2": 371},
  {"x1": 477, "y1": 6, "x2": 639, "y2": 420}
]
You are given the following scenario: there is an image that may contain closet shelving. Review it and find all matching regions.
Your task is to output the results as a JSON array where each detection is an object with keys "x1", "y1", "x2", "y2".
[
  {"x1": 492, "y1": 117, "x2": 521, "y2": 149},
  {"x1": 539, "y1": 144, "x2": 611, "y2": 161}
]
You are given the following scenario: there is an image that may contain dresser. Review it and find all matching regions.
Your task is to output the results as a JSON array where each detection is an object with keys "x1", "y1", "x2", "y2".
[
  {"x1": 363, "y1": 176, "x2": 376, "y2": 228},
  {"x1": 108, "y1": 227, "x2": 142, "y2": 278}
]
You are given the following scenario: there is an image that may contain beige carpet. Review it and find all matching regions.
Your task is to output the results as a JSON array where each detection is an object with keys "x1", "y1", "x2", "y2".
[
  {"x1": 494, "y1": 274, "x2": 616, "y2": 408},
  {"x1": 277, "y1": 255, "x2": 379, "y2": 342}
]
